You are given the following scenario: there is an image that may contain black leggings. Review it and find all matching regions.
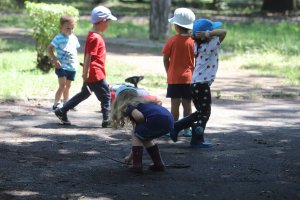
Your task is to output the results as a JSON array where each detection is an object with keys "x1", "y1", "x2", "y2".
[{"x1": 190, "y1": 82, "x2": 211, "y2": 129}]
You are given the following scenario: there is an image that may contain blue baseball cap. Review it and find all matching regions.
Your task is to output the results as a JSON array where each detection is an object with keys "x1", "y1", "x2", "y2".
[
  {"x1": 192, "y1": 18, "x2": 223, "y2": 35},
  {"x1": 115, "y1": 85, "x2": 137, "y2": 97}
]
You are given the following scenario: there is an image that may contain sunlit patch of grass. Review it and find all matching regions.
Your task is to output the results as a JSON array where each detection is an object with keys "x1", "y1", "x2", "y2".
[
  {"x1": 225, "y1": 52, "x2": 300, "y2": 85},
  {"x1": 0, "y1": 39, "x2": 35, "y2": 52}
]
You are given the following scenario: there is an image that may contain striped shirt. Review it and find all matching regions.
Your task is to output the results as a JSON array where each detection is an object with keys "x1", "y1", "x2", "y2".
[{"x1": 51, "y1": 33, "x2": 80, "y2": 71}]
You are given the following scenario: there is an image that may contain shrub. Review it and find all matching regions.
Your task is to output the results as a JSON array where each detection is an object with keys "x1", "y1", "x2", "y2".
[{"x1": 25, "y1": 1, "x2": 79, "y2": 72}]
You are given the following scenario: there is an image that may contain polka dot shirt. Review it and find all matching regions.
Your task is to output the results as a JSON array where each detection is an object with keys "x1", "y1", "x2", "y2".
[{"x1": 192, "y1": 37, "x2": 221, "y2": 84}]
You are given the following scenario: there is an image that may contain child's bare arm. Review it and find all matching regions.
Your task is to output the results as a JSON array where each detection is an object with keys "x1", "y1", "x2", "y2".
[
  {"x1": 207, "y1": 29, "x2": 227, "y2": 42},
  {"x1": 82, "y1": 54, "x2": 91, "y2": 81},
  {"x1": 131, "y1": 109, "x2": 145, "y2": 124},
  {"x1": 124, "y1": 150, "x2": 132, "y2": 164},
  {"x1": 47, "y1": 44, "x2": 60, "y2": 68},
  {"x1": 163, "y1": 55, "x2": 170, "y2": 73},
  {"x1": 195, "y1": 29, "x2": 227, "y2": 42}
]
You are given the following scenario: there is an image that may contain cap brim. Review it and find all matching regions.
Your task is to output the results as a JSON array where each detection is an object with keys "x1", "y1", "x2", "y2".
[
  {"x1": 169, "y1": 18, "x2": 193, "y2": 29},
  {"x1": 212, "y1": 21, "x2": 222, "y2": 29},
  {"x1": 108, "y1": 15, "x2": 117, "y2": 21}
]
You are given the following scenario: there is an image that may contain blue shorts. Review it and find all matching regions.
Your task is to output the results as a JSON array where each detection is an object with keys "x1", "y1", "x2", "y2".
[
  {"x1": 166, "y1": 84, "x2": 192, "y2": 100},
  {"x1": 135, "y1": 126, "x2": 171, "y2": 141},
  {"x1": 134, "y1": 114, "x2": 174, "y2": 141},
  {"x1": 55, "y1": 68, "x2": 76, "y2": 81}
]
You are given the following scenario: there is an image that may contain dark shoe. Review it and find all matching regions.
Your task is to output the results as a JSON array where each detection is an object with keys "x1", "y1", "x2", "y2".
[
  {"x1": 54, "y1": 108, "x2": 71, "y2": 125},
  {"x1": 170, "y1": 129, "x2": 179, "y2": 142},
  {"x1": 146, "y1": 145, "x2": 165, "y2": 172},
  {"x1": 52, "y1": 105, "x2": 58, "y2": 110},
  {"x1": 129, "y1": 146, "x2": 143, "y2": 173},
  {"x1": 102, "y1": 120, "x2": 112, "y2": 128}
]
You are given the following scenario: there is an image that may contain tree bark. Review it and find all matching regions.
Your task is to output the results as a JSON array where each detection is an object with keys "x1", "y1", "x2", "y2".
[
  {"x1": 262, "y1": 0, "x2": 296, "y2": 12},
  {"x1": 149, "y1": 0, "x2": 171, "y2": 40}
]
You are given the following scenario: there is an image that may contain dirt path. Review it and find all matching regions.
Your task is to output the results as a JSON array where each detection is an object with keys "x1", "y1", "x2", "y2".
[{"x1": 0, "y1": 27, "x2": 300, "y2": 200}]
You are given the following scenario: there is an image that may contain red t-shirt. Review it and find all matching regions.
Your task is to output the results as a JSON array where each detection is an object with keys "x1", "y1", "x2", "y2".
[
  {"x1": 162, "y1": 35, "x2": 195, "y2": 84},
  {"x1": 84, "y1": 32, "x2": 106, "y2": 82}
]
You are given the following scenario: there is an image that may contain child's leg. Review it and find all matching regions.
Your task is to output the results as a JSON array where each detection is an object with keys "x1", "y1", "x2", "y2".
[
  {"x1": 129, "y1": 131, "x2": 144, "y2": 173},
  {"x1": 190, "y1": 83, "x2": 213, "y2": 147},
  {"x1": 63, "y1": 79, "x2": 72, "y2": 103},
  {"x1": 171, "y1": 98, "x2": 181, "y2": 121},
  {"x1": 182, "y1": 98, "x2": 192, "y2": 136},
  {"x1": 54, "y1": 77, "x2": 67, "y2": 108},
  {"x1": 144, "y1": 141, "x2": 165, "y2": 172},
  {"x1": 191, "y1": 83, "x2": 211, "y2": 129}
]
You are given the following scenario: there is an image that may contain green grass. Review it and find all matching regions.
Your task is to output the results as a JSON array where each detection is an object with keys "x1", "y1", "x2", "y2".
[
  {"x1": 238, "y1": 53, "x2": 300, "y2": 85},
  {"x1": 223, "y1": 22, "x2": 300, "y2": 56},
  {"x1": 1, "y1": 3, "x2": 300, "y2": 98}
]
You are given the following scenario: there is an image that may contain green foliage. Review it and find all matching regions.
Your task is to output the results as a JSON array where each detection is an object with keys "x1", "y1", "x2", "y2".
[
  {"x1": 25, "y1": 1, "x2": 79, "y2": 72},
  {"x1": 222, "y1": 22, "x2": 300, "y2": 56}
]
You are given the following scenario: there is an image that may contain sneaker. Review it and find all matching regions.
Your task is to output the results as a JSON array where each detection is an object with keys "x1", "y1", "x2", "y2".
[
  {"x1": 54, "y1": 108, "x2": 71, "y2": 125},
  {"x1": 52, "y1": 105, "x2": 58, "y2": 110},
  {"x1": 102, "y1": 120, "x2": 111, "y2": 128},
  {"x1": 182, "y1": 129, "x2": 192, "y2": 137}
]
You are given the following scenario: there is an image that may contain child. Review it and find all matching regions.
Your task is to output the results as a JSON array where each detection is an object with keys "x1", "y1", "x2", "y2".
[
  {"x1": 47, "y1": 14, "x2": 80, "y2": 110},
  {"x1": 170, "y1": 18, "x2": 227, "y2": 147},
  {"x1": 162, "y1": 8, "x2": 195, "y2": 137},
  {"x1": 111, "y1": 85, "x2": 174, "y2": 173},
  {"x1": 54, "y1": 6, "x2": 117, "y2": 127}
]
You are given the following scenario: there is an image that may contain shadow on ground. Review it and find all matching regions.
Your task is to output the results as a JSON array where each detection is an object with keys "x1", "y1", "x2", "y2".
[{"x1": 0, "y1": 98, "x2": 299, "y2": 200}]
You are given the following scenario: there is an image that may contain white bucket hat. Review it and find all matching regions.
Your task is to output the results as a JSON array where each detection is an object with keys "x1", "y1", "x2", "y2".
[
  {"x1": 168, "y1": 8, "x2": 195, "y2": 30},
  {"x1": 90, "y1": 6, "x2": 117, "y2": 24}
]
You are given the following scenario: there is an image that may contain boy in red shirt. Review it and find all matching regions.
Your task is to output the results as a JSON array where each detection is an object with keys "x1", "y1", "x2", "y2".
[
  {"x1": 162, "y1": 8, "x2": 195, "y2": 136},
  {"x1": 55, "y1": 6, "x2": 117, "y2": 127}
]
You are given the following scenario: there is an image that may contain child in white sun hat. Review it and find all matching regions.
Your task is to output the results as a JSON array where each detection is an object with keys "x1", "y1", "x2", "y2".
[
  {"x1": 162, "y1": 8, "x2": 195, "y2": 137},
  {"x1": 170, "y1": 18, "x2": 227, "y2": 148}
]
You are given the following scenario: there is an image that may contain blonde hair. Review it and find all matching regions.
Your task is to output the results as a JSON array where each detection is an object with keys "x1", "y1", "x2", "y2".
[
  {"x1": 111, "y1": 89, "x2": 159, "y2": 129},
  {"x1": 60, "y1": 14, "x2": 74, "y2": 25}
]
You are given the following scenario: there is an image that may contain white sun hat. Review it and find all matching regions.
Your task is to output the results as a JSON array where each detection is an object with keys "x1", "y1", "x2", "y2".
[
  {"x1": 168, "y1": 8, "x2": 195, "y2": 30},
  {"x1": 90, "y1": 6, "x2": 117, "y2": 24}
]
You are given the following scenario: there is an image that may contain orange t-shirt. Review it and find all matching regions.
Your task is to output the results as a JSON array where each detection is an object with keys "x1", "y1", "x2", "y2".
[{"x1": 162, "y1": 35, "x2": 195, "y2": 84}]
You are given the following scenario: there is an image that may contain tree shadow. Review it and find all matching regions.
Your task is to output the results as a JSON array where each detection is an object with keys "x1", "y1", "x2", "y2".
[{"x1": 0, "y1": 99, "x2": 299, "y2": 199}]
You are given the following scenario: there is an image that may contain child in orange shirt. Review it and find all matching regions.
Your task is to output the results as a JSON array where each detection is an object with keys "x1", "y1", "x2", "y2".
[{"x1": 162, "y1": 8, "x2": 195, "y2": 137}]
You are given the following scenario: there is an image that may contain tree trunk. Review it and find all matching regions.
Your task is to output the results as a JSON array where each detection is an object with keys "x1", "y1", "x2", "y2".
[
  {"x1": 262, "y1": 0, "x2": 296, "y2": 12},
  {"x1": 149, "y1": 0, "x2": 171, "y2": 40}
]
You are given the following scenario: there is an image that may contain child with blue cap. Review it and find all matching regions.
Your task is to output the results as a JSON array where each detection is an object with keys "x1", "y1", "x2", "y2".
[
  {"x1": 111, "y1": 85, "x2": 174, "y2": 173},
  {"x1": 170, "y1": 18, "x2": 227, "y2": 148}
]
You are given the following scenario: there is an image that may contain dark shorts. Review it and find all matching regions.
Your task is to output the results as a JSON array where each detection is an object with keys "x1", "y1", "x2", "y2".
[
  {"x1": 55, "y1": 68, "x2": 76, "y2": 81},
  {"x1": 134, "y1": 115, "x2": 174, "y2": 141},
  {"x1": 135, "y1": 126, "x2": 171, "y2": 141},
  {"x1": 166, "y1": 84, "x2": 192, "y2": 100}
]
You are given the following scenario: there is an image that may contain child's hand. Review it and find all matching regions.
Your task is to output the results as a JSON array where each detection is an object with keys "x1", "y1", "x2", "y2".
[
  {"x1": 82, "y1": 72, "x2": 88, "y2": 82},
  {"x1": 52, "y1": 59, "x2": 61, "y2": 69},
  {"x1": 195, "y1": 31, "x2": 208, "y2": 40},
  {"x1": 124, "y1": 151, "x2": 133, "y2": 165}
]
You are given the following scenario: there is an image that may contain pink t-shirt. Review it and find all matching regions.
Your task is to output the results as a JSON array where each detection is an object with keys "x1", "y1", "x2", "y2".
[
  {"x1": 192, "y1": 37, "x2": 221, "y2": 83},
  {"x1": 84, "y1": 32, "x2": 106, "y2": 83},
  {"x1": 162, "y1": 35, "x2": 194, "y2": 84}
]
